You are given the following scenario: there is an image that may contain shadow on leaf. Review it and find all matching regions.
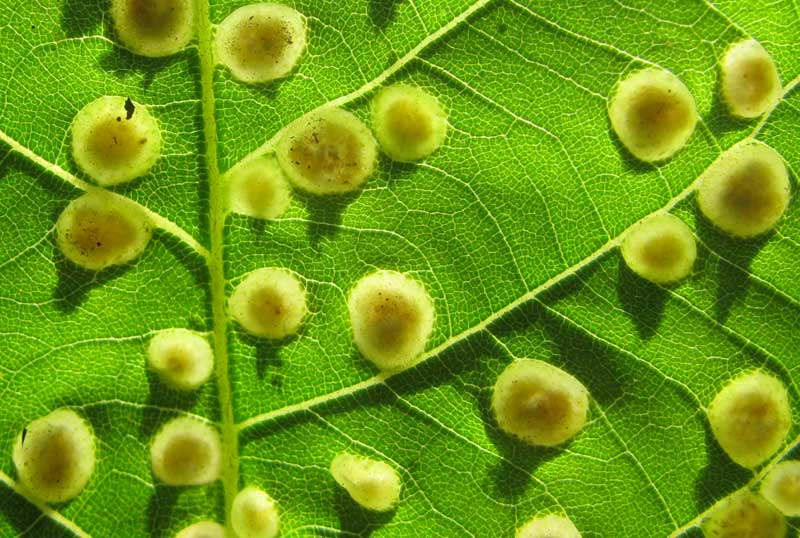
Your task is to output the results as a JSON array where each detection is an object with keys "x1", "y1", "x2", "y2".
[
  {"x1": 334, "y1": 487, "x2": 396, "y2": 536},
  {"x1": 693, "y1": 419, "x2": 750, "y2": 513},
  {"x1": 235, "y1": 330, "x2": 293, "y2": 380},
  {"x1": 157, "y1": 229, "x2": 213, "y2": 317},
  {"x1": 295, "y1": 189, "x2": 358, "y2": 247},
  {"x1": 61, "y1": 0, "x2": 108, "y2": 37},
  {"x1": 99, "y1": 46, "x2": 189, "y2": 90},
  {"x1": 140, "y1": 371, "x2": 201, "y2": 439},
  {"x1": 500, "y1": 269, "x2": 628, "y2": 407},
  {"x1": 0, "y1": 483, "x2": 76, "y2": 538},
  {"x1": 52, "y1": 246, "x2": 134, "y2": 313},
  {"x1": 147, "y1": 484, "x2": 179, "y2": 538},
  {"x1": 52, "y1": 228, "x2": 210, "y2": 314},
  {"x1": 368, "y1": 0, "x2": 402, "y2": 28},
  {"x1": 693, "y1": 204, "x2": 769, "y2": 324},
  {"x1": 616, "y1": 256, "x2": 668, "y2": 339},
  {"x1": 378, "y1": 153, "x2": 418, "y2": 184}
]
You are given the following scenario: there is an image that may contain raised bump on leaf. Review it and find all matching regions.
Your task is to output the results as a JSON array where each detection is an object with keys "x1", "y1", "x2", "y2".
[
  {"x1": 71, "y1": 96, "x2": 162, "y2": 186},
  {"x1": 150, "y1": 417, "x2": 221, "y2": 486},
  {"x1": 608, "y1": 68, "x2": 698, "y2": 162},
  {"x1": 492, "y1": 359, "x2": 589, "y2": 447},
  {"x1": 761, "y1": 461, "x2": 800, "y2": 517},
  {"x1": 175, "y1": 521, "x2": 226, "y2": 538},
  {"x1": 276, "y1": 107, "x2": 378, "y2": 195},
  {"x1": 216, "y1": 2, "x2": 307, "y2": 84},
  {"x1": 620, "y1": 213, "x2": 696, "y2": 284},
  {"x1": 516, "y1": 514, "x2": 582, "y2": 538},
  {"x1": 226, "y1": 156, "x2": 292, "y2": 220},
  {"x1": 697, "y1": 142, "x2": 790, "y2": 238},
  {"x1": 110, "y1": 0, "x2": 195, "y2": 58},
  {"x1": 371, "y1": 84, "x2": 448, "y2": 162},
  {"x1": 330, "y1": 452, "x2": 402, "y2": 512},
  {"x1": 347, "y1": 270, "x2": 435, "y2": 372},
  {"x1": 56, "y1": 190, "x2": 153, "y2": 271},
  {"x1": 147, "y1": 329, "x2": 214, "y2": 391},
  {"x1": 229, "y1": 267, "x2": 307, "y2": 339},
  {"x1": 721, "y1": 39, "x2": 782, "y2": 119},
  {"x1": 12, "y1": 409, "x2": 95, "y2": 503},
  {"x1": 231, "y1": 486, "x2": 280, "y2": 538},
  {"x1": 701, "y1": 491, "x2": 786, "y2": 538},
  {"x1": 708, "y1": 370, "x2": 791, "y2": 469}
]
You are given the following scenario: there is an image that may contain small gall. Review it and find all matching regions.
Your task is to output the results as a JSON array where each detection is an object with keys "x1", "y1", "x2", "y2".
[
  {"x1": 13, "y1": 409, "x2": 96, "y2": 503},
  {"x1": 371, "y1": 84, "x2": 448, "y2": 162},
  {"x1": 110, "y1": 0, "x2": 195, "y2": 58},
  {"x1": 56, "y1": 190, "x2": 153, "y2": 271},
  {"x1": 276, "y1": 108, "x2": 378, "y2": 195},
  {"x1": 761, "y1": 461, "x2": 800, "y2": 517},
  {"x1": 150, "y1": 417, "x2": 221, "y2": 486},
  {"x1": 721, "y1": 39, "x2": 782, "y2": 119},
  {"x1": 175, "y1": 521, "x2": 226, "y2": 538},
  {"x1": 330, "y1": 452, "x2": 402, "y2": 512},
  {"x1": 231, "y1": 486, "x2": 280, "y2": 538},
  {"x1": 621, "y1": 213, "x2": 696, "y2": 284},
  {"x1": 226, "y1": 157, "x2": 292, "y2": 220},
  {"x1": 708, "y1": 370, "x2": 791, "y2": 469},
  {"x1": 516, "y1": 514, "x2": 582, "y2": 538},
  {"x1": 697, "y1": 141, "x2": 790, "y2": 238},
  {"x1": 492, "y1": 359, "x2": 589, "y2": 447},
  {"x1": 147, "y1": 329, "x2": 214, "y2": 391},
  {"x1": 71, "y1": 95, "x2": 162, "y2": 186},
  {"x1": 347, "y1": 270, "x2": 435, "y2": 372},
  {"x1": 216, "y1": 3, "x2": 307, "y2": 84},
  {"x1": 608, "y1": 68, "x2": 698, "y2": 162},
  {"x1": 702, "y1": 491, "x2": 786, "y2": 538},
  {"x1": 229, "y1": 267, "x2": 307, "y2": 339}
]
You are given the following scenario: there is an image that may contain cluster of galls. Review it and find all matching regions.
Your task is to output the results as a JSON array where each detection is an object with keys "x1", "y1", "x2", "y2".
[
  {"x1": 19, "y1": 0, "x2": 797, "y2": 536},
  {"x1": 608, "y1": 39, "x2": 795, "y2": 538},
  {"x1": 38, "y1": 2, "x2": 451, "y2": 537},
  {"x1": 612, "y1": 39, "x2": 789, "y2": 288}
]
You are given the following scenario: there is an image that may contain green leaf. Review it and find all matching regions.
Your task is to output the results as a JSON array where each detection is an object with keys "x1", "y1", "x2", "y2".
[{"x1": 1, "y1": 1, "x2": 798, "y2": 537}]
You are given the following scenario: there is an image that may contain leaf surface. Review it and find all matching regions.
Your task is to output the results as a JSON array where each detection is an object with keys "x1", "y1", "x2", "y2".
[{"x1": 0, "y1": 1, "x2": 798, "y2": 537}]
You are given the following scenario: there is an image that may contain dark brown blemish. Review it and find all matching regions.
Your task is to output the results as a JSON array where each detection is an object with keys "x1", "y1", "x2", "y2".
[{"x1": 124, "y1": 97, "x2": 135, "y2": 120}]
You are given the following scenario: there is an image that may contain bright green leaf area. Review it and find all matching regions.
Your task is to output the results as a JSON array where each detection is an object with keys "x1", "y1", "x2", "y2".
[{"x1": 1, "y1": 0, "x2": 798, "y2": 537}]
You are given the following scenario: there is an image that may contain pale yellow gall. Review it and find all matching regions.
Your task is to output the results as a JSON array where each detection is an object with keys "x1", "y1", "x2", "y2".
[
  {"x1": 276, "y1": 108, "x2": 378, "y2": 195},
  {"x1": 347, "y1": 270, "x2": 435, "y2": 371},
  {"x1": 708, "y1": 370, "x2": 791, "y2": 469},
  {"x1": 231, "y1": 486, "x2": 280, "y2": 538},
  {"x1": 229, "y1": 267, "x2": 307, "y2": 339},
  {"x1": 71, "y1": 95, "x2": 161, "y2": 186},
  {"x1": 492, "y1": 359, "x2": 589, "y2": 447},
  {"x1": 150, "y1": 417, "x2": 221, "y2": 486},
  {"x1": 216, "y1": 3, "x2": 307, "y2": 84},
  {"x1": 371, "y1": 84, "x2": 448, "y2": 162},
  {"x1": 621, "y1": 213, "x2": 696, "y2": 284},
  {"x1": 609, "y1": 68, "x2": 698, "y2": 162},
  {"x1": 56, "y1": 190, "x2": 152, "y2": 271},
  {"x1": 13, "y1": 409, "x2": 96, "y2": 503},
  {"x1": 721, "y1": 39, "x2": 782, "y2": 119},
  {"x1": 330, "y1": 452, "x2": 402, "y2": 512}
]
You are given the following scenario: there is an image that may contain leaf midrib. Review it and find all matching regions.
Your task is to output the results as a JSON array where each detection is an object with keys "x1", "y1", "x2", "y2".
[{"x1": 193, "y1": 0, "x2": 240, "y2": 534}]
